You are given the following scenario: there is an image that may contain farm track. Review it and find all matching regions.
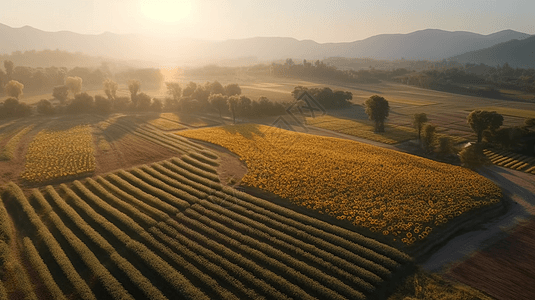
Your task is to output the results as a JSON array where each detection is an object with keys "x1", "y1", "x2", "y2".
[{"x1": 0, "y1": 141, "x2": 413, "y2": 299}]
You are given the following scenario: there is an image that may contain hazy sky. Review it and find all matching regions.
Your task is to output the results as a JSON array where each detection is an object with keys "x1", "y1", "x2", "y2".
[{"x1": 1, "y1": 0, "x2": 534, "y2": 43}]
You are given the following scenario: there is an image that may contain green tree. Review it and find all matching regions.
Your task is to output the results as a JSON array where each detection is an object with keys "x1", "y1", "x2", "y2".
[
  {"x1": 103, "y1": 79, "x2": 118, "y2": 100},
  {"x1": 208, "y1": 93, "x2": 228, "y2": 118},
  {"x1": 65, "y1": 76, "x2": 82, "y2": 97},
  {"x1": 412, "y1": 113, "x2": 428, "y2": 141},
  {"x1": 467, "y1": 110, "x2": 503, "y2": 143},
  {"x1": 151, "y1": 99, "x2": 163, "y2": 112},
  {"x1": 365, "y1": 95, "x2": 389, "y2": 132},
  {"x1": 52, "y1": 85, "x2": 69, "y2": 104},
  {"x1": 236, "y1": 96, "x2": 252, "y2": 118},
  {"x1": 4, "y1": 80, "x2": 24, "y2": 99}
]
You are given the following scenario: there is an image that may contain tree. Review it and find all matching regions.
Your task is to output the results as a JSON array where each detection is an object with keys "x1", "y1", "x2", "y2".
[
  {"x1": 422, "y1": 124, "x2": 436, "y2": 151},
  {"x1": 364, "y1": 95, "x2": 389, "y2": 132},
  {"x1": 236, "y1": 96, "x2": 252, "y2": 118},
  {"x1": 135, "y1": 92, "x2": 151, "y2": 111},
  {"x1": 128, "y1": 80, "x2": 141, "y2": 105},
  {"x1": 65, "y1": 76, "x2": 82, "y2": 97},
  {"x1": 224, "y1": 83, "x2": 241, "y2": 96},
  {"x1": 52, "y1": 85, "x2": 69, "y2": 104},
  {"x1": 3, "y1": 60, "x2": 14, "y2": 80},
  {"x1": 412, "y1": 113, "x2": 428, "y2": 141},
  {"x1": 4, "y1": 80, "x2": 24, "y2": 99},
  {"x1": 67, "y1": 92, "x2": 93, "y2": 114},
  {"x1": 459, "y1": 143, "x2": 490, "y2": 168},
  {"x1": 182, "y1": 82, "x2": 197, "y2": 97},
  {"x1": 227, "y1": 95, "x2": 239, "y2": 123},
  {"x1": 94, "y1": 95, "x2": 112, "y2": 114},
  {"x1": 436, "y1": 136, "x2": 455, "y2": 156},
  {"x1": 151, "y1": 99, "x2": 163, "y2": 112},
  {"x1": 207, "y1": 81, "x2": 225, "y2": 95},
  {"x1": 36, "y1": 99, "x2": 54, "y2": 115},
  {"x1": 103, "y1": 79, "x2": 118, "y2": 100},
  {"x1": 165, "y1": 82, "x2": 181, "y2": 101},
  {"x1": 208, "y1": 93, "x2": 228, "y2": 118},
  {"x1": 467, "y1": 110, "x2": 503, "y2": 143}
]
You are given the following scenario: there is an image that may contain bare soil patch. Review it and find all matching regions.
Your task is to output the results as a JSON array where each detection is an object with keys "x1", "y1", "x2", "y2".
[{"x1": 446, "y1": 216, "x2": 535, "y2": 300}]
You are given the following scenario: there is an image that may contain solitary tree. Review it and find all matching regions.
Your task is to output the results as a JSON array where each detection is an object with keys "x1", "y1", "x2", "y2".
[
  {"x1": 236, "y1": 96, "x2": 252, "y2": 118},
  {"x1": 65, "y1": 76, "x2": 83, "y2": 97},
  {"x1": 412, "y1": 113, "x2": 428, "y2": 141},
  {"x1": 4, "y1": 80, "x2": 24, "y2": 99},
  {"x1": 208, "y1": 93, "x2": 228, "y2": 118},
  {"x1": 52, "y1": 85, "x2": 69, "y2": 104},
  {"x1": 3, "y1": 60, "x2": 14, "y2": 80},
  {"x1": 224, "y1": 83, "x2": 241, "y2": 96},
  {"x1": 103, "y1": 79, "x2": 118, "y2": 100},
  {"x1": 227, "y1": 95, "x2": 239, "y2": 123},
  {"x1": 128, "y1": 80, "x2": 141, "y2": 105},
  {"x1": 467, "y1": 110, "x2": 503, "y2": 143},
  {"x1": 365, "y1": 95, "x2": 389, "y2": 132},
  {"x1": 166, "y1": 82, "x2": 182, "y2": 101}
]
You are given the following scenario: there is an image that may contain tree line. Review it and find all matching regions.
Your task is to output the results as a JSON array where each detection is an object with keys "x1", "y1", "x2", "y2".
[
  {"x1": 364, "y1": 95, "x2": 535, "y2": 167},
  {"x1": 0, "y1": 60, "x2": 163, "y2": 94}
]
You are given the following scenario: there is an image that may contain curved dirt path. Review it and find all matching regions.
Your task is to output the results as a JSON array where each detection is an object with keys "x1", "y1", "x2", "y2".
[{"x1": 421, "y1": 165, "x2": 535, "y2": 272}]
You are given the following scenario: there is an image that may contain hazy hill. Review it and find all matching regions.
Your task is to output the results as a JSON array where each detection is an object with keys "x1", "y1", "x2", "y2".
[
  {"x1": 0, "y1": 23, "x2": 531, "y2": 65},
  {"x1": 451, "y1": 35, "x2": 535, "y2": 68}
]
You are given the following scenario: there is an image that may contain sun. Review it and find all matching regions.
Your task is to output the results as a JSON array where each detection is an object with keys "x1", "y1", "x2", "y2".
[{"x1": 138, "y1": 0, "x2": 193, "y2": 23}]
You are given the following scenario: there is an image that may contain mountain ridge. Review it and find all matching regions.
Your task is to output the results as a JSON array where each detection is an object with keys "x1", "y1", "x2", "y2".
[{"x1": 0, "y1": 23, "x2": 532, "y2": 66}]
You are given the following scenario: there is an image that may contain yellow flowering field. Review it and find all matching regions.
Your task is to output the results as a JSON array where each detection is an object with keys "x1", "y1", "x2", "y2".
[
  {"x1": 179, "y1": 124, "x2": 502, "y2": 245},
  {"x1": 21, "y1": 125, "x2": 96, "y2": 182}
]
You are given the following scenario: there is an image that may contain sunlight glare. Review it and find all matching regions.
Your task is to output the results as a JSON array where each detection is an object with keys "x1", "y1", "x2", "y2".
[{"x1": 138, "y1": 0, "x2": 192, "y2": 23}]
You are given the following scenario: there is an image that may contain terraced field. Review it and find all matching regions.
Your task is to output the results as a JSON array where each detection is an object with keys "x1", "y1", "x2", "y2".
[{"x1": 0, "y1": 125, "x2": 414, "y2": 299}]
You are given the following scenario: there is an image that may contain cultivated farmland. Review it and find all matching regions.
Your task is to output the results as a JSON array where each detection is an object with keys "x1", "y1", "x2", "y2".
[
  {"x1": 178, "y1": 124, "x2": 503, "y2": 246},
  {"x1": 0, "y1": 149, "x2": 414, "y2": 299}
]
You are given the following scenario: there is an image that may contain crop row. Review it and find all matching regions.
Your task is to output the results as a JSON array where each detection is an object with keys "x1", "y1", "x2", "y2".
[
  {"x1": 59, "y1": 183, "x2": 209, "y2": 300},
  {"x1": 0, "y1": 125, "x2": 34, "y2": 161},
  {"x1": 144, "y1": 157, "x2": 409, "y2": 265},
  {"x1": 484, "y1": 149, "x2": 535, "y2": 174},
  {"x1": 69, "y1": 182, "x2": 236, "y2": 299},
  {"x1": 3, "y1": 183, "x2": 96, "y2": 300},
  {"x1": 84, "y1": 175, "x2": 279, "y2": 299},
  {"x1": 39, "y1": 186, "x2": 168, "y2": 300}
]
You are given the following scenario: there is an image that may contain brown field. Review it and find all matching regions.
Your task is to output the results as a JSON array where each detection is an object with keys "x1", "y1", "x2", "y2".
[{"x1": 447, "y1": 217, "x2": 535, "y2": 300}]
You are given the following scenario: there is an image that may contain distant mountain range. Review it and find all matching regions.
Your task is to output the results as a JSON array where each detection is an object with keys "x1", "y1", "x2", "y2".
[
  {"x1": 0, "y1": 23, "x2": 532, "y2": 67},
  {"x1": 451, "y1": 35, "x2": 535, "y2": 68}
]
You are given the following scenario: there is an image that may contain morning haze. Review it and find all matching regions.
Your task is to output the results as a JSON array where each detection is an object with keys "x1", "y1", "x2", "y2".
[{"x1": 0, "y1": 1, "x2": 534, "y2": 300}]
